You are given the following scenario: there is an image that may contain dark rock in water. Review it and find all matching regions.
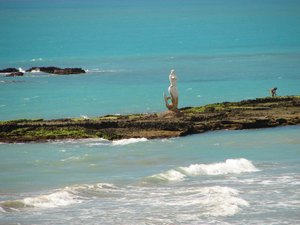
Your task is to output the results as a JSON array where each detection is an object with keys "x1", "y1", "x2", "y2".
[
  {"x1": 26, "y1": 66, "x2": 60, "y2": 73},
  {"x1": 25, "y1": 67, "x2": 40, "y2": 72},
  {"x1": 5, "y1": 72, "x2": 24, "y2": 77},
  {"x1": 0, "y1": 68, "x2": 19, "y2": 73},
  {"x1": 26, "y1": 67, "x2": 85, "y2": 75},
  {"x1": 53, "y1": 68, "x2": 86, "y2": 75}
]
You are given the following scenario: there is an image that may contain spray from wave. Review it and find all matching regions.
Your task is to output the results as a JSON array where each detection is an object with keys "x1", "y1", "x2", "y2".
[{"x1": 18, "y1": 67, "x2": 25, "y2": 73}]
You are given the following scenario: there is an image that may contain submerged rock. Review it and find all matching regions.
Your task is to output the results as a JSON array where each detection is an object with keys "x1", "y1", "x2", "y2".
[{"x1": 5, "y1": 72, "x2": 24, "y2": 77}]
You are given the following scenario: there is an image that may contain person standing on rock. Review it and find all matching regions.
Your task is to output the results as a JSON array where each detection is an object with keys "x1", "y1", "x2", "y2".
[{"x1": 270, "y1": 87, "x2": 277, "y2": 97}]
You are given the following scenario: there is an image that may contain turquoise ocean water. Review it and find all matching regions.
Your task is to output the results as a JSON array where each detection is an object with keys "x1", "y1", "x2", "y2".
[{"x1": 1, "y1": 0, "x2": 300, "y2": 224}]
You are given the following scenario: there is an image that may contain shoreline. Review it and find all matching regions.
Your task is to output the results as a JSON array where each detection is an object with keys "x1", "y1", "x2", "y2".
[{"x1": 0, "y1": 96, "x2": 299, "y2": 143}]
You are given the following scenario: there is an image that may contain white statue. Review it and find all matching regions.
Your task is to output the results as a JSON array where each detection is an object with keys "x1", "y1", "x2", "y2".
[{"x1": 164, "y1": 69, "x2": 178, "y2": 111}]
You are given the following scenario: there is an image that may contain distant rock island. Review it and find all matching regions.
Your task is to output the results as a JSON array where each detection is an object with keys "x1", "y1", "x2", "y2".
[
  {"x1": 0, "y1": 67, "x2": 86, "y2": 76},
  {"x1": 0, "y1": 68, "x2": 19, "y2": 73},
  {"x1": 0, "y1": 96, "x2": 299, "y2": 143}
]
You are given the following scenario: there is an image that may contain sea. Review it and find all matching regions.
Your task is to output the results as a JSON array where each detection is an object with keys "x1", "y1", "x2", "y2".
[{"x1": 0, "y1": 0, "x2": 300, "y2": 224}]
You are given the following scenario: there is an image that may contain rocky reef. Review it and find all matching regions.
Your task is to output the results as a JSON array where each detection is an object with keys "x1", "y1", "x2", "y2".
[
  {"x1": 26, "y1": 67, "x2": 86, "y2": 75},
  {"x1": 0, "y1": 96, "x2": 299, "y2": 143},
  {"x1": 0, "y1": 67, "x2": 85, "y2": 75}
]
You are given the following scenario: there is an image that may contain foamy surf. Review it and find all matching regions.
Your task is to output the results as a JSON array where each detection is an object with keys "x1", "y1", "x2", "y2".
[
  {"x1": 18, "y1": 67, "x2": 25, "y2": 73},
  {"x1": 0, "y1": 183, "x2": 118, "y2": 212},
  {"x1": 172, "y1": 186, "x2": 248, "y2": 217},
  {"x1": 112, "y1": 138, "x2": 148, "y2": 146},
  {"x1": 195, "y1": 186, "x2": 249, "y2": 216},
  {"x1": 51, "y1": 138, "x2": 148, "y2": 146},
  {"x1": 123, "y1": 185, "x2": 248, "y2": 217},
  {"x1": 51, "y1": 138, "x2": 109, "y2": 145},
  {"x1": 0, "y1": 191, "x2": 80, "y2": 212},
  {"x1": 149, "y1": 169, "x2": 186, "y2": 182},
  {"x1": 179, "y1": 158, "x2": 259, "y2": 176},
  {"x1": 147, "y1": 158, "x2": 259, "y2": 182}
]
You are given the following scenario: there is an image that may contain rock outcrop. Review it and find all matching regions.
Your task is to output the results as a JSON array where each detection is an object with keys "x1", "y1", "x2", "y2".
[
  {"x1": 53, "y1": 68, "x2": 86, "y2": 74},
  {"x1": 0, "y1": 68, "x2": 19, "y2": 73},
  {"x1": 0, "y1": 96, "x2": 299, "y2": 143},
  {"x1": 1, "y1": 67, "x2": 86, "y2": 75},
  {"x1": 26, "y1": 67, "x2": 85, "y2": 74}
]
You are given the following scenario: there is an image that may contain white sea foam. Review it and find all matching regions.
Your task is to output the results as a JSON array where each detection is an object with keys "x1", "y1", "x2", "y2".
[
  {"x1": 86, "y1": 141, "x2": 111, "y2": 147},
  {"x1": 170, "y1": 186, "x2": 248, "y2": 216},
  {"x1": 51, "y1": 138, "x2": 108, "y2": 145},
  {"x1": 80, "y1": 115, "x2": 89, "y2": 119},
  {"x1": 23, "y1": 191, "x2": 80, "y2": 208},
  {"x1": 86, "y1": 142, "x2": 110, "y2": 147},
  {"x1": 126, "y1": 185, "x2": 248, "y2": 217},
  {"x1": 60, "y1": 155, "x2": 86, "y2": 162},
  {"x1": 30, "y1": 68, "x2": 40, "y2": 73},
  {"x1": 0, "y1": 183, "x2": 117, "y2": 211},
  {"x1": 86, "y1": 68, "x2": 121, "y2": 73},
  {"x1": 51, "y1": 138, "x2": 147, "y2": 146},
  {"x1": 179, "y1": 158, "x2": 259, "y2": 176},
  {"x1": 30, "y1": 58, "x2": 43, "y2": 62},
  {"x1": 0, "y1": 206, "x2": 6, "y2": 212},
  {"x1": 66, "y1": 183, "x2": 118, "y2": 193},
  {"x1": 0, "y1": 190, "x2": 80, "y2": 211},
  {"x1": 18, "y1": 67, "x2": 25, "y2": 73},
  {"x1": 148, "y1": 158, "x2": 259, "y2": 183},
  {"x1": 150, "y1": 169, "x2": 186, "y2": 182},
  {"x1": 112, "y1": 138, "x2": 148, "y2": 146},
  {"x1": 198, "y1": 186, "x2": 249, "y2": 216}
]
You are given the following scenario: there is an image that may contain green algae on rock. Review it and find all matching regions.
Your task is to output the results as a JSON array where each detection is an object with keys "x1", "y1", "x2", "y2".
[{"x1": 0, "y1": 96, "x2": 300, "y2": 143}]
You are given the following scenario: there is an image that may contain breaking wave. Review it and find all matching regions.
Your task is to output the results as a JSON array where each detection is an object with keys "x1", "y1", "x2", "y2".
[
  {"x1": 186, "y1": 186, "x2": 249, "y2": 217},
  {"x1": 52, "y1": 138, "x2": 148, "y2": 146},
  {"x1": 159, "y1": 186, "x2": 249, "y2": 217},
  {"x1": 0, "y1": 191, "x2": 80, "y2": 211},
  {"x1": 0, "y1": 183, "x2": 248, "y2": 217},
  {"x1": 148, "y1": 169, "x2": 186, "y2": 182},
  {"x1": 0, "y1": 183, "x2": 118, "y2": 212},
  {"x1": 112, "y1": 138, "x2": 148, "y2": 146},
  {"x1": 18, "y1": 67, "x2": 25, "y2": 73},
  {"x1": 148, "y1": 158, "x2": 259, "y2": 182},
  {"x1": 179, "y1": 158, "x2": 259, "y2": 176}
]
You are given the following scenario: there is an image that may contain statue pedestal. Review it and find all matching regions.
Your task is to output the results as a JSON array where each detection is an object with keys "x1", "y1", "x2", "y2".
[{"x1": 157, "y1": 110, "x2": 183, "y2": 119}]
